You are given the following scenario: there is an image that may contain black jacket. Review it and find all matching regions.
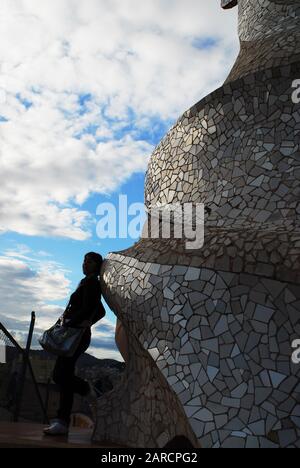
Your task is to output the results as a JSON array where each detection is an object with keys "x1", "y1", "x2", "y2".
[{"x1": 63, "y1": 275, "x2": 105, "y2": 328}]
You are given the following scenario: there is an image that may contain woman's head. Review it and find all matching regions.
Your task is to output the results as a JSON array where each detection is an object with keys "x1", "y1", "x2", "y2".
[{"x1": 83, "y1": 252, "x2": 103, "y2": 276}]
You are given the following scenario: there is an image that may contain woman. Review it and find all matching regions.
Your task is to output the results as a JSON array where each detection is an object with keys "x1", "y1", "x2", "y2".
[{"x1": 43, "y1": 252, "x2": 106, "y2": 436}]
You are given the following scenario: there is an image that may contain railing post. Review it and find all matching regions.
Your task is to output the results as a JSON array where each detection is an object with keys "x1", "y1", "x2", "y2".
[
  {"x1": 1, "y1": 315, "x2": 49, "y2": 424},
  {"x1": 13, "y1": 311, "x2": 35, "y2": 422}
]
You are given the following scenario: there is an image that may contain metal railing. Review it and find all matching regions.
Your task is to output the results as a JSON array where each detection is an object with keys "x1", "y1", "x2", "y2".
[{"x1": 0, "y1": 312, "x2": 49, "y2": 424}]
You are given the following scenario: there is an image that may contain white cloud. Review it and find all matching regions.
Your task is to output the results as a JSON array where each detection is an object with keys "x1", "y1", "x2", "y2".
[
  {"x1": 0, "y1": 252, "x2": 71, "y2": 323},
  {"x1": 0, "y1": 0, "x2": 239, "y2": 240},
  {"x1": 0, "y1": 245, "x2": 122, "y2": 360},
  {"x1": 89, "y1": 320, "x2": 123, "y2": 361}
]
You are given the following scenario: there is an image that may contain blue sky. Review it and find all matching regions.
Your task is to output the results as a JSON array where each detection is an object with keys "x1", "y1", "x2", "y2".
[
  {"x1": 0, "y1": 0, "x2": 239, "y2": 360},
  {"x1": 0, "y1": 171, "x2": 151, "y2": 360},
  {"x1": 0, "y1": 170, "x2": 149, "y2": 298}
]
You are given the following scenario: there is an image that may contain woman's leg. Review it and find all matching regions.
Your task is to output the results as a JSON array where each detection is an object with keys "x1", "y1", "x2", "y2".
[{"x1": 52, "y1": 333, "x2": 91, "y2": 425}]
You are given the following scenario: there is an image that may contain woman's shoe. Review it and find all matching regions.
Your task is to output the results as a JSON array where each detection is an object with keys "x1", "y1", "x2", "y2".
[{"x1": 43, "y1": 420, "x2": 69, "y2": 436}]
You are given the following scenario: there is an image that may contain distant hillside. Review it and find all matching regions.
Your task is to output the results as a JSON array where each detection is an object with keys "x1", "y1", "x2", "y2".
[
  {"x1": 5, "y1": 346, "x2": 125, "y2": 372},
  {"x1": 77, "y1": 354, "x2": 125, "y2": 371}
]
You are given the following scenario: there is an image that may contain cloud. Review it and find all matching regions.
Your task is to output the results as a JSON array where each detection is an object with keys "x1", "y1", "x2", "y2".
[
  {"x1": 89, "y1": 319, "x2": 124, "y2": 361},
  {"x1": 0, "y1": 0, "x2": 239, "y2": 240},
  {"x1": 0, "y1": 251, "x2": 71, "y2": 324},
  {"x1": 90, "y1": 320, "x2": 120, "y2": 352},
  {"x1": 0, "y1": 244, "x2": 71, "y2": 341}
]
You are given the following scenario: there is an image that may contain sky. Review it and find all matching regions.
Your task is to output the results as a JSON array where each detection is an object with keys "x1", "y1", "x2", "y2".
[{"x1": 0, "y1": 0, "x2": 239, "y2": 361}]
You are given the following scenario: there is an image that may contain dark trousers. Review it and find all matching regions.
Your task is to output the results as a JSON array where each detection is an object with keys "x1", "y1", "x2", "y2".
[{"x1": 52, "y1": 330, "x2": 91, "y2": 425}]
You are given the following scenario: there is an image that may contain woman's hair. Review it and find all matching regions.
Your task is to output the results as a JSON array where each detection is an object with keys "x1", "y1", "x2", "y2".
[{"x1": 85, "y1": 252, "x2": 103, "y2": 275}]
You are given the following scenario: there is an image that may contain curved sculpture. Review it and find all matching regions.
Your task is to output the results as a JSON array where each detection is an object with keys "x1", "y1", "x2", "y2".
[{"x1": 94, "y1": 0, "x2": 300, "y2": 448}]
